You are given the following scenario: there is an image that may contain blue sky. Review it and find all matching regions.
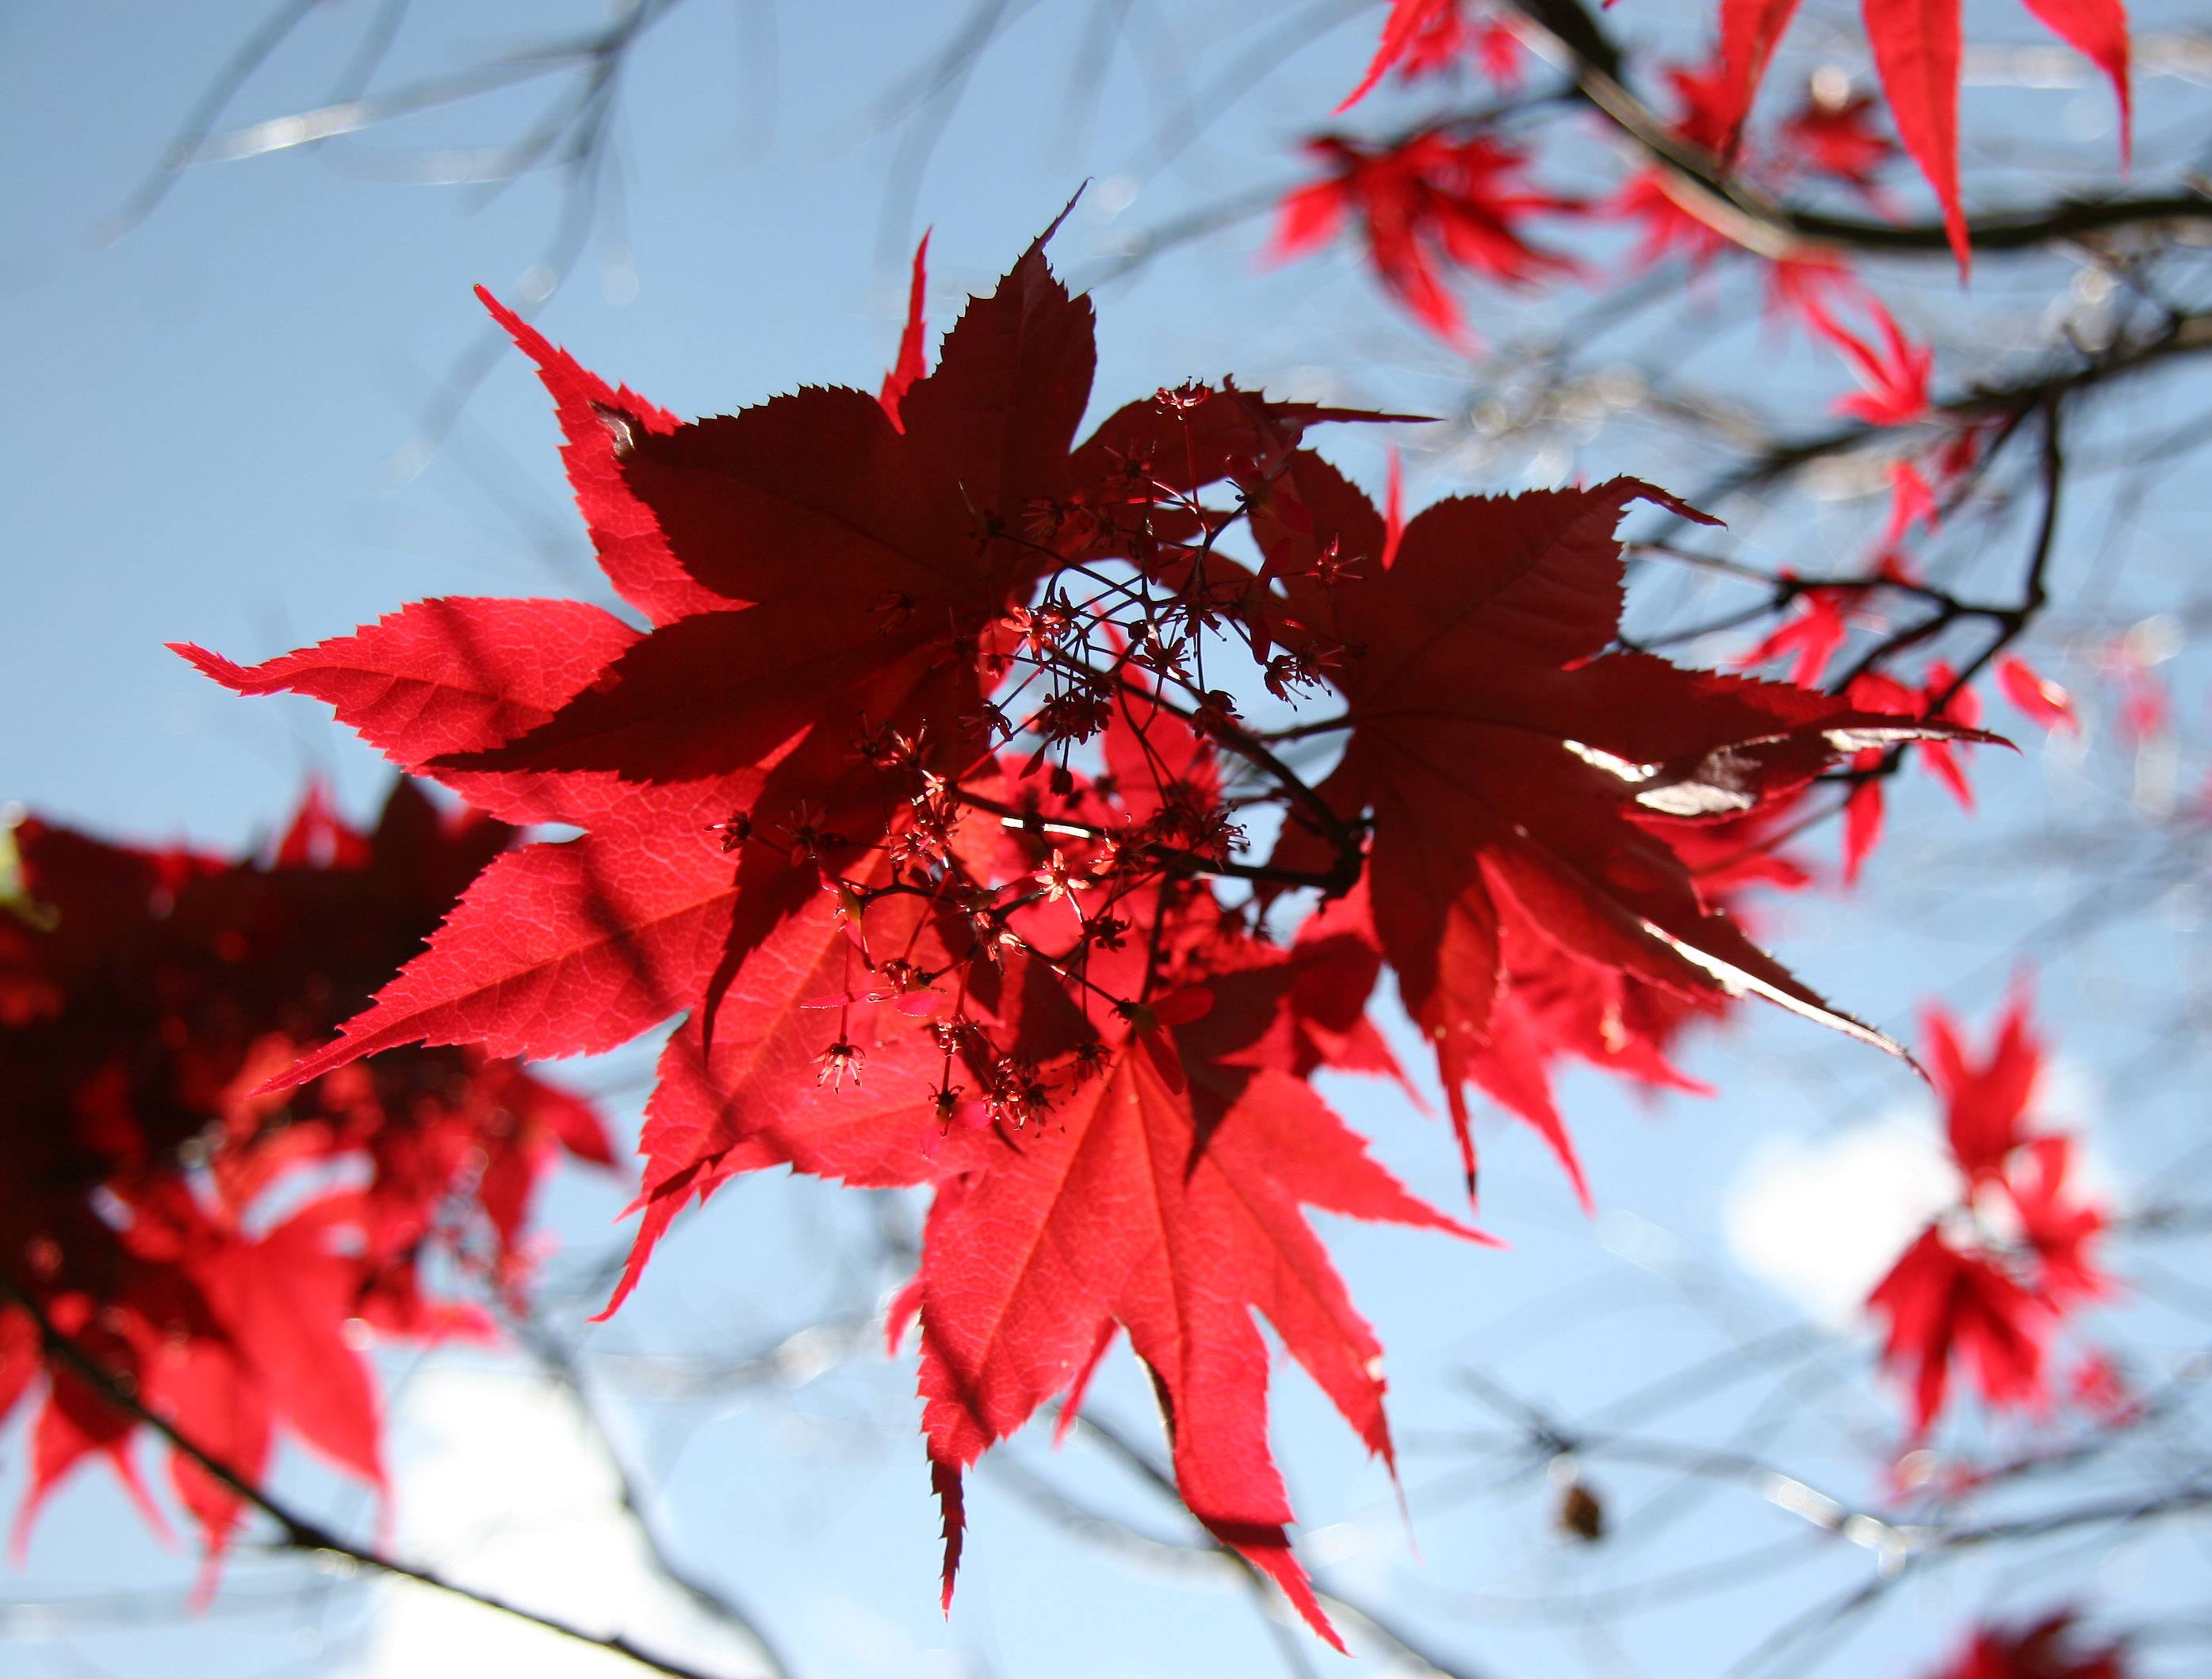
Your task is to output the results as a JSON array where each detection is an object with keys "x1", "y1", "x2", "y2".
[{"x1": 5, "y1": 2, "x2": 2208, "y2": 1676}]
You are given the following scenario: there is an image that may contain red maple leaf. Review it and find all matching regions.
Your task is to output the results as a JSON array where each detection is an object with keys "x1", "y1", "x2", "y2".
[
  {"x1": 1869, "y1": 1223, "x2": 2050, "y2": 1434},
  {"x1": 1603, "y1": 64, "x2": 1748, "y2": 275},
  {"x1": 1272, "y1": 130, "x2": 1582, "y2": 350},
  {"x1": 1250, "y1": 453, "x2": 1990, "y2": 1196},
  {"x1": 1867, "y1": 989, "x2": 2111, "y2": 1433},
  {"x1": 879, "y1": 231, "x2": 932, "y2": 429},
  {"x1": 1445, "y1": 801, "x2": 1816, "y2": 1207},
  {"x1": 1778, "y1": 91, "x2": 1900, "y2": 201},
  {"x1": 2006, "y1": 1134, "x2": 2111, "y2": 1311},
  {"x1": 1337, "y1": 0, "x2": 1523, "y2": 103},
  {"x1": 1334, "y1": 0, "x2": 1461, "y2": 111},
  {"x1": 916, "y1": 912, "x2": 1488, "y2": 1646},
  {"x1": 1923, "y1": 1608, "x2": 2128, "y2": 1679},
  {"x1": 1452, "y1": 892, "x2": 1717, "y2": 1208},
  {"x1": 1923, "y1": 985, "x2": 2042, "y2": 1183},
  {"x1": 1731, "y1": 579, "x2": 1857, "y2": 688},
  {"x1": 1807, "y1": 293, "x2": 1935, "y2": 426},
  {"x1": 1838, "y1": 664, "x2": 1985, "y2": 882},
  {"x1": 1997, "y1": 655, "x2": 2080, "y2": 735}
]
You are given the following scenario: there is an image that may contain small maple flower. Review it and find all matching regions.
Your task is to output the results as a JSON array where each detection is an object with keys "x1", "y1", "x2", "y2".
[
  {"x1": 1307, "y1": 537, "x2": 1364, "y2": 587},
  {"x1": 964, "y1": 699, "x2": 1016, "y2": 744},
  {"x1": 1131, "y1": 625, "x2": 1191, "y2": 682},
  {"x1": 817, "y1": 1039, "x2": 866, "y2": 1089},
  {"x1": 984, "y1": 1058, "x2": 1053, "y2": 1128},
  {"x1": 708, "y1": 809, "x2": 752, "y2": 853},
  {"x1": 1031, "y1": 687, "x2": 1113, "y2": 746},
  {"x1": 872, "y1": 589, "x2": 917, "y2": 633},
  {"x1": 1032, "y1": 848, "x2": 1090, "y2": 907},
  {"x1": 1189, "y1": 690, "x2": 1243, "y2": 738}
]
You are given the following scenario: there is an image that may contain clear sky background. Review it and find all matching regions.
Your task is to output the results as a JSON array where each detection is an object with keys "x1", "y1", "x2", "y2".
[{"x1": 4, "y1": 3, "x2": 2209, "y2": 1676}]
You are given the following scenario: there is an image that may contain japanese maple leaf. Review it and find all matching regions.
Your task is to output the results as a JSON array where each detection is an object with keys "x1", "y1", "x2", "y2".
[
  {"x1": 1868, "y1": 1223, "x2": 2050, "y2": 1433},
  {"x1": 1731, "y1": 579, "x2": 1855, "y2": 687},
  {"x1": 879, "y1": 231, "x2": 931, "y2": 427},
  {"x1": 1923, "y1": 986, "x2": 2042, "y2": 1183},
  {"x1": 1251, "y1": 453, "x2": 1988, "y2": 1190},
  {"x1": 1839, "y1": 664, "x2": 1984, "y2": 882},
  {"x1": 2005, "y1": 1134, "x2": 2111, "y2": 1310},
  {"x1": 1403, "y1": 3, "x2": 1524, "y2": 89},
  {"x1": 1778, "y1": 92, "x2": 1899, "y2": 201},
  {"x1": 1272, "y1": 130, "x2": 1582, "y2": 350},
  {"x1": 1886, "y1": 458, "x2": 1938, "y2": 545},
  {"x1": 1717, "y1": 0, "x2": 2132, "y2": 269},
  {"x1": 1335, "y1": 0, "x2": 1459, "y2": 110},
  {"x1": 1604, "y1": 64, "x2": 1743, "y2": 274},
  {"x1": 597, "y1": 826, "x2": 1072, "y2": 1318},
  {"x1": 916, "y1": 953, "x2": 1487, "y2": 1646},
  {"x1": 1866, "y1": 989, "x2": 2111, "y2": 1435},
  {"x1": 1454, "y1": 893, "x2": 1716, "y2": 1208},
  {"x1": 1432, "y1": 804, "x2": 1808, "y2": 1206},
  {"x1": 180, "y1": 217, "x2": 1379, "y2": 1098},
  {"x1": 1337, "y1": 0, "x2": 1522, "y2": 105},
  {"x1": 1997, "y1": 656, "x2": 2080, "y2": 734},
  {"x1": 1924, "y1": 1609, "x2": 2128, "y2": 1679},
  {"x1": 1278, "y1": 882, "x2": 1424, "y2": 1097},
  {"x1": 1807, "y1": 293, "x2": 1933, "y2": 426}
]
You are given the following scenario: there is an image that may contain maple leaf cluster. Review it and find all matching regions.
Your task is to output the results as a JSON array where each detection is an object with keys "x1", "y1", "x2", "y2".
[
  {"x1": 1866, "y1": 987, "x2": 2117, "y2": 1436},
  {"x1": 1311, "y1": 21, "x2": 1908, "y2": 343},
  {"x1": 1342, "y1": 0, "x2": 2133, "y2": 275},
  {"x1": 179, "y1": 215, "x2": 1985, "y2": 1639},
  {"x1": 0, "y1": 779, "x2": 612, "y2": 1571}
]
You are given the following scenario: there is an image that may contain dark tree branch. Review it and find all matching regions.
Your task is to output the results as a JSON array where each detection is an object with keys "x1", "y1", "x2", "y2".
[
  {"x1": 0, "y1": 1275, "x2": 754, "y2": 1679},
  {"x1": 1503, "y1": 0, "x2": 2212, "y2": 261}
]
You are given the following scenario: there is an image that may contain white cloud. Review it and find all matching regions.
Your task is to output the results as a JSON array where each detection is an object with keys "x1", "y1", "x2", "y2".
[
  {"x1": 1724, "y1": 1050, "x2": 2114, "y2": 1329},
  {"x1": 337, "y1": 1363, "x2": 775, "y2": 1679},
  {"x1": 1723, "y1": 1111, "x2": 1962, "y2": 1327}
]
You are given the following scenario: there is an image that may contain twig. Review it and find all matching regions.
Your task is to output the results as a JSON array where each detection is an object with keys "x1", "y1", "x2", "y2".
[{"x1": 0, "y1": 1275, "x2": 750, "y2": 1679}]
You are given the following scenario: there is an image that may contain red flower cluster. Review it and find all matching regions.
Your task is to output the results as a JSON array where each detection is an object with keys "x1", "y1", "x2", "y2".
[
  {"x1": 1867, "y1": 989, "x2": 2114, "y2": 1434},
  {"x1": 0, "y1": 781, "x2": 612, "y2": 1571},
  {"x1": 180, "y1": 220, "x2": 1983, "y2": 1639}
]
